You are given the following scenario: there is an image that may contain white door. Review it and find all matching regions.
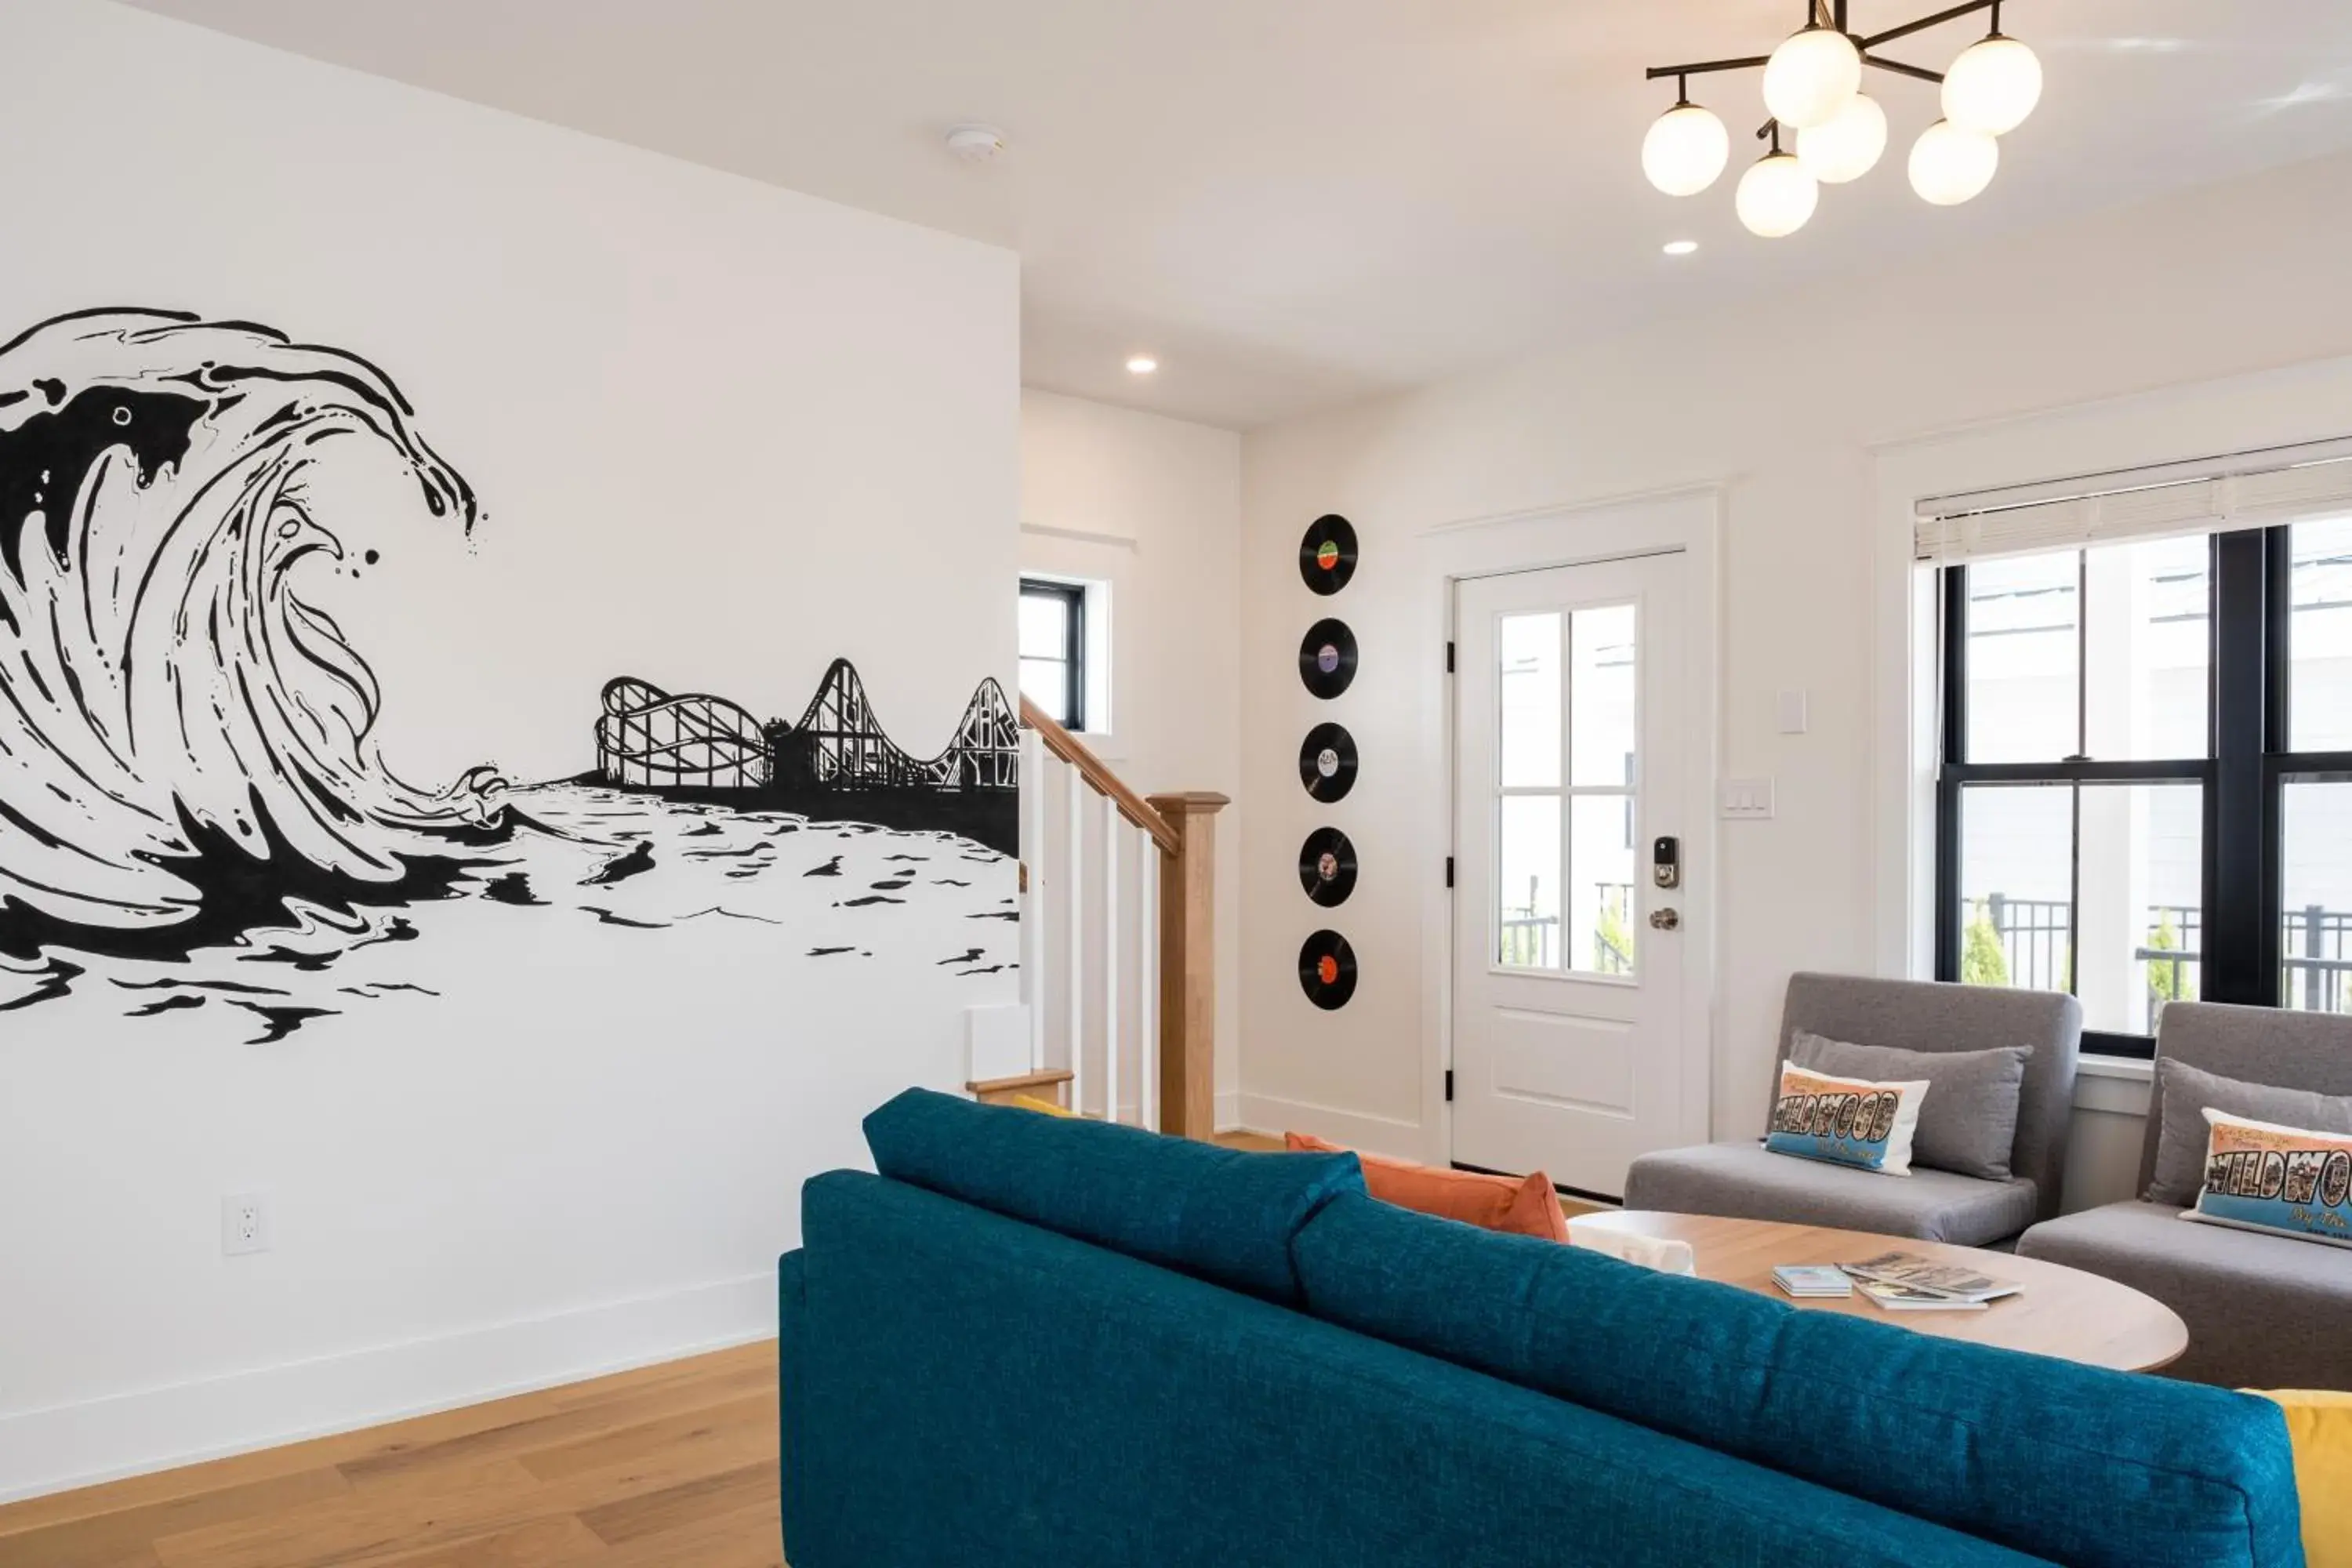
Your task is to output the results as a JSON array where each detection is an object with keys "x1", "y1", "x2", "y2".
[{"x1": 1452, "y1": 554, "x2": 1690, "y2": 1199}]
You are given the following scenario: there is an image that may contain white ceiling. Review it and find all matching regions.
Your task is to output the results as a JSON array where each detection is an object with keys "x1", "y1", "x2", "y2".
[{"x1": 118, "y1": 0, "x2": 2352, "y2": 430}]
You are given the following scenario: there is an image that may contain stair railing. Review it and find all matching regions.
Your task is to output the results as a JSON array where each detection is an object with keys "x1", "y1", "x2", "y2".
[{"x1": 982, "y1": 698, "x2": 1224, "y2": 1137}]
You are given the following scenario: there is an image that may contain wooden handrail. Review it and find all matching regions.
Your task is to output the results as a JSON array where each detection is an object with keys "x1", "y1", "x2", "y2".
[{"x1": 1019, "y1": 696, "x2": 1180, "y2": 857}]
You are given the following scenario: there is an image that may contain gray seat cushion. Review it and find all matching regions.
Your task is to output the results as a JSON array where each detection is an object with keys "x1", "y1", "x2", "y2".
[
  {"x1": 2019, "y1": 1200, "x2": 2352, "y2": 1389},
  {"x1": 1622, "y1": 1141, "x2": 2040, "y2": 1247}
]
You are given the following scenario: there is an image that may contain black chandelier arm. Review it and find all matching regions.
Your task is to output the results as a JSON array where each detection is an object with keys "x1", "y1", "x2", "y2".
[
  {"x1": 1645, "y1": 56, "x2": 1771, "y2": 84},
  {"x1": 1857, "y1": 0, "x2": 2002, "y2": 51},
  {"x1": 1646, "y1": 0, "x2": 2004, "y2": 83},
  {"x1": 1862, "y1": 53, "x2": 1947, "y2": 85}
]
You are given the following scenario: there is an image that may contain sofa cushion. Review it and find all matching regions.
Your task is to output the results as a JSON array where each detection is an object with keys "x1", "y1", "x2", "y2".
[
  {"x1": 2150, "y1": 1057, "x2": 2352, "y2": 1207},
  {"x1": 862, "y1": 1087, "x2": 1361, "y2": 1305},
  {"x1": 1791, "y1": 1032, "x2": 2033, "y2": 1181},
  {"x1": 1622, "y1": 1138, "x2": 2038, "y2": 1245},
  {"x1": 2020, "y1": 1199, "x2": 2352, "y2": 1390},
  {"x1": 1285, "y1": 1131, "x2": 1568, "y2": 1240},
  {"x1": 1294, "y1": 1192, "x2": 2305, "y2": 1568}
]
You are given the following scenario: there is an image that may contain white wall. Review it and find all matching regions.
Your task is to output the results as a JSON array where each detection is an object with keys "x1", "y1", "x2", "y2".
[
  {"x1": 1019, "y1": 392, "x2": 1243, "y2": 1122},
  {"x1": 1236, "y1": 149, "x2": 2352, "y2": 1186},
  {"x1": 0, "y1": 0, "x2": 1017, "y2": 1499}
]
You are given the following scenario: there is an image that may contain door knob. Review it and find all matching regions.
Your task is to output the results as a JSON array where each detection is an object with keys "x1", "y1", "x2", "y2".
[{"x1": 1649, "y1": 908, "x2": 1680, "y2": 931}]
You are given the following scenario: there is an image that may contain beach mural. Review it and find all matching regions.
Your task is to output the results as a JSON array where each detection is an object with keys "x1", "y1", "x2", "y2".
[{"x1": 0, "y1": 308, "x2": 1018, "y2": 1041}]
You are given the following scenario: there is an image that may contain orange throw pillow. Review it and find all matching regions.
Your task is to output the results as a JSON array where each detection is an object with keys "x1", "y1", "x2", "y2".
[{"x1": 1285, "y1": 1132, "x2": 1567, "y2": 1242}]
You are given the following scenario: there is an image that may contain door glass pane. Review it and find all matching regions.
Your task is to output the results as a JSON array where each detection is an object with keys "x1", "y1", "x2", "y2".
[
  {"x1": 1966, "y1": 551, "x2": 2081, "y2": 764},
  {"x1": 1017, "y1": 657, "x2": 1068, "y2": 723},
  {"x1": 1498, "y1": 612, "x2": 1561, "y2": 788},
  {"x1": 2083, "y1": 536, "x2": 2209, "y2": 761},
  {"x1": 2291, "y1": 517, "x2": 2352, "y2": 753},
  {"x1": 1569, "y1": 794, "x2": 1638, "y2": 978},
  {"x1": 2282, "y1": 779, "x2": 2352, "y2": 1016},
  {"x1": 1570, "y1": 604, "x2": 1638, "y2": 787},
  {"x1": 1496, "y1": 794, "x2": 1559, "y2": 970},
  {"x1": 1958, "y1": 785, "x2": 2074, "y2": 996},
  {"x1": 1018, "y1": 592, "x2": 1068, "y2": 660}
]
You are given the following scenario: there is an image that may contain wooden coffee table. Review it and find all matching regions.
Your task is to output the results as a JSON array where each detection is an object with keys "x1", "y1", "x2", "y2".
[{"x1": 1575, "y1": 1210, "x2": 2188, "y2": 1373}]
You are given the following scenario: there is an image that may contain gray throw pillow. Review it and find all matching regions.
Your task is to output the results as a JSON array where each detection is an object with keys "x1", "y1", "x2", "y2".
[
  {"x1": 2145, "y1": 1057, "x2": 2352, "y2": 1207},
  {"x1": 1788, "y1": 1032, "x2": 2033, "y2": 1182}
]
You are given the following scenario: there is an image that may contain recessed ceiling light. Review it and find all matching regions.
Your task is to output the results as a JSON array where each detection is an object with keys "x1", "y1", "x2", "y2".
[
  {"x1": 1126, "y1": 355, "x2": 1159, "y2": 375},
  {"x1": 1663, "y1": 240, "x2": 1700, "y2": 256}
]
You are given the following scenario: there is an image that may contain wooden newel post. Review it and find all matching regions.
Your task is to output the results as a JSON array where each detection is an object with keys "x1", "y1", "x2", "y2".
[{"x1": 1146, "y1": 791, "x2": 1229, "y2": 1139}]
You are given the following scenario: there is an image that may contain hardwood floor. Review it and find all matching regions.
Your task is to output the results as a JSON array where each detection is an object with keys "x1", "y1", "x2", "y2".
[{"x1": 0, "y1": 1341, "x2": 785, "y2": 1568}]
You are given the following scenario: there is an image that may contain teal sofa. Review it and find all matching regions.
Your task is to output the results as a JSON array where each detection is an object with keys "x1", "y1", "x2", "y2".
[{"x1": 779, "y1": 1090, "x2": 2306, "y2": 1567}]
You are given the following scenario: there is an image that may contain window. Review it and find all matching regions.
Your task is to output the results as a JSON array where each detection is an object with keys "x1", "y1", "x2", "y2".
[
  {"x1": 1937, "y1": 517, "x2": 2352, "y2": 1054},
  {"x1": 1018, "y1": 578, "x2": 1085, "y2": 730},
  {"x1": 1493, "y1": 604, "x2": 1639, "y2": 977}
]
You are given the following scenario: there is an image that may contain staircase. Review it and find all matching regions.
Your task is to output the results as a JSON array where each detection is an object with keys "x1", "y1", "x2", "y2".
[{"x1": 968, "y1": 699, "x2": 1225, "y2": 1136}]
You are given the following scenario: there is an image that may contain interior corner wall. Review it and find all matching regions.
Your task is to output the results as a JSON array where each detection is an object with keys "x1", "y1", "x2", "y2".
[
  {"x1": 0, "y1": 0, "x2": 1017, "y2": 1499},
  {"x1": 1235, "y1": 148, "x2": 2352, "y2": 1174},
  {"x1": 1018, "y1": 392, "x2": 1245, "y2": 1123}
]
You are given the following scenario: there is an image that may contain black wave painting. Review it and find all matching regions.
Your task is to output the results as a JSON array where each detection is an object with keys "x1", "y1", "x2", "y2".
[{"x1": 0, "y1": 308, "x2": 1019, "y2": 1036}]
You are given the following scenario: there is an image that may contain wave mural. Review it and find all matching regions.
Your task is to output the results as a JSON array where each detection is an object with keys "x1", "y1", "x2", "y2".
[
  {"x1": 0, "y1": 308, "x2": 506, "y2": 956},
  {"x1": 0, "y1": 309, "x2": 1017, "y2": 1036}
]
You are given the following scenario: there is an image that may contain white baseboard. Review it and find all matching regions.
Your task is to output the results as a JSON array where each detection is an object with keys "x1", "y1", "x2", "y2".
[
  {"x1": 0, "y1": 1271, "x2": 775, "y2": 1506},
  {"x1": 1214, "y1": 1091, "x2": 1241, "y2": 1132},
  {"x1": 1236, "y1": 1092, "x2": 1429, "y2": 1162}
]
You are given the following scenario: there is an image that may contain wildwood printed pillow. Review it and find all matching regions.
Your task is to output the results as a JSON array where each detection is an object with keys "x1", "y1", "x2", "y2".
[
  {"x1": 1764, "y1": 1063, "x2": 1930, "y2": 1177},
  {"x1": 1788, "y1": 1032, "x2": 2032, "y2": 1182},
  {"x1": 2147, "y1": 1057, "x2": 2352, "y2": 1208},
  {"x1": 2184, "y1": 1110, "x2": 2352, "y2": 1250}
]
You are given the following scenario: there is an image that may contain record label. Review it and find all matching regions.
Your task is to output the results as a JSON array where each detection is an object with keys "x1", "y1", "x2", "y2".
[
  {"x1": 1298, "y1": 618, "x2": 1359, "y2": 699},
  {"x1": 1298, "y1": 827, "x2": 1358, "y2": 908},
  {"x1": 1298, "y1": 929, "x2": 1359, "y2": 1011},
  {"x1": 1299, "y1": 514, "x2": 1359, "y2": 596},
  {"x1": 1298, "y1": 722, "x2": 1359, "y2": 803}
]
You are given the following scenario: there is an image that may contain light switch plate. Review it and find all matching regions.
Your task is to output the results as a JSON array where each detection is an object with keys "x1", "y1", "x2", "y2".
[
  {"x1": 1777, "y1": 690, "x2": 1809, "y2": 735},
  {"x1": 1719, "y1": 778, "x2": 1776, "y2": 820}
]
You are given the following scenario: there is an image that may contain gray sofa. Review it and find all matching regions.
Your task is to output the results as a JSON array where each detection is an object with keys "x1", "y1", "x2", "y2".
[
  {"x1": 1622, "y1": 973, "x2": 2081, "y2": 1247},
  {"x1": 2018, "y1": 1000, "x2": 2352, "y2": 1388}
]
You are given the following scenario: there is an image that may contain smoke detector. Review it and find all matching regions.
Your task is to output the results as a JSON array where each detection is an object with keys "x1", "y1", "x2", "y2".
[{"x1": 945, "y1": 124, "x2": 1006, "y2": 164}]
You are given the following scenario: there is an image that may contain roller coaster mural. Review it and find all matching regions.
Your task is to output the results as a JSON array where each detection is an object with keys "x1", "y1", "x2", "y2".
[{"x1": 593, "y1": 660, "x2": 1020, "y2": 855}]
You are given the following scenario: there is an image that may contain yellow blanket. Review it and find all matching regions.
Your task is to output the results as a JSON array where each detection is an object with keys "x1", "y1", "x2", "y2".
[{"x1": 2254, "y1": 1391, "x2": 2352, "y2": 1568}]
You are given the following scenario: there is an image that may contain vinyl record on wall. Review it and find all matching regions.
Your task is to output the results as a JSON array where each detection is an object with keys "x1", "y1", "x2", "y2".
[
  {"x1": 1298, "y1": 514, "x2": 1359, "y2": 596},
  {"x1": 1298, "y1": 619, "x2": 1359, "y2": 699},
  {"x1": 1298, "y1": 827, "x2": 1358, "y2": 909},
  {"x1": 1298, "y1": 722, "x2": 1359, "y2": 803},
  {"x1": 1298, "y1": 929, "x2": 1359, "y2": 1011}
]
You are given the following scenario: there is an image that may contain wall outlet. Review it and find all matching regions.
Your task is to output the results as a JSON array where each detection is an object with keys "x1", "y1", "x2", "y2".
[
  {"x1": 222, "y1": 1192, "x2": 271, "y2": 1258},
  {"x1": 1719, "y1": 778, "x2": 1776, "y2": 820}
]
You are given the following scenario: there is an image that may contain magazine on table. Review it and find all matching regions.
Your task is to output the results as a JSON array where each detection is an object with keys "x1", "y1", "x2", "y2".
[
  {"x1": 1838, "y1": 1250, "x2": 2021, "y2": 1304},
  {"x1": 1853, "y1": 1278, "x2": 1991, "y2": 1312}
]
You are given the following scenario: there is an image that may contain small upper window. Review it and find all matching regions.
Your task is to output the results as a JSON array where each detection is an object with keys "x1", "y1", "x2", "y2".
[{"x1": 1018, "y1": 578, "x2": 1086, "y2": 731}]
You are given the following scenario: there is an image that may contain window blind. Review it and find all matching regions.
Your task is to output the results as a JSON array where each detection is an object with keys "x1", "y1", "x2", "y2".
[{"x1": 1914, "y1": 437, "x2": 2352, "y2": 564}]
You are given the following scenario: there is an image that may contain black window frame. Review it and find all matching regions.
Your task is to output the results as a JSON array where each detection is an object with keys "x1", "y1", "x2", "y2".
[
  {"x1": 1934, "y1": 526, "x2": 2352, "y2": 1058},
  {"x1": 1018, "y1": 577, "x2": 1087, "y2": 731}
]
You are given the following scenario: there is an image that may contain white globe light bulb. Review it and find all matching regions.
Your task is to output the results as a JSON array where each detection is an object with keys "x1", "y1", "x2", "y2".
[
  {"x1": 1944, "y1": 34, "x2": 2043, "y2": 135},
  {"x1": 1796, "y1": 92, "x2": 1888, "y2": 184},
  {"x1": 1908, "y1": 119, "x2": 2000, "y2": 205},
  {"x1": 1736, "y1": 151, "x2": 1820, "y2": 238},
  {"x1": 1642, "y1": 102, "x2": 1730, "y2": 196},
  {"x1": 1763, "y1": 26, "x2": 1863, "y2": 131}
]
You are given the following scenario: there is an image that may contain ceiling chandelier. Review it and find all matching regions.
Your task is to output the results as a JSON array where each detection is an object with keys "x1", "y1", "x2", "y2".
[{"x1": 1642, "y1": 1, "x2": 2043, "y2": 238}]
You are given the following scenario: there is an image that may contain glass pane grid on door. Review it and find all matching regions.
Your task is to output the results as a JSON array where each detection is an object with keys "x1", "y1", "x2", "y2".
[{"x1": 1494, "y1": 604, "x2": 1638, "y2": 978}]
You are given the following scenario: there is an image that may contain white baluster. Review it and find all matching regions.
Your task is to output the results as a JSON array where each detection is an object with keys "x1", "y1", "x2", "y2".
[
  {"x1": 1020, "y1": 729, "x2": 1046, "y2": 1073},
  {"x1": 1129, "y1": 827, "x2": 1148, "y2": 1133},
  {"x1": 1101, "y1": 792, "x2": 1120, "y2": 1126},
  {"x1": 1066, "y1": 763, "x2": 1086, "y2": 1117}
]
